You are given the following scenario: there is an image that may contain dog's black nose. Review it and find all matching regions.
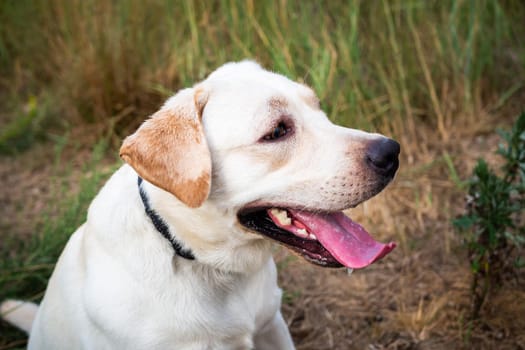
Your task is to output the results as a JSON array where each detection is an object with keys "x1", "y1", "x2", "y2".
[{"x1": 366, "y1": 138, "x2": 400, "y2": 178}]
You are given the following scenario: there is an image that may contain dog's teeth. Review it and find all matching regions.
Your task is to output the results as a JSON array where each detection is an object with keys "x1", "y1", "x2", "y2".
[
  {"x1": 270, "y1": 208, "x2": 291, "y2": 226},
  {"x1": 296, "y1": 228, "x2": 308, "y2": 237},
  {"x1": 347, "y1": 268, "x2": 354, "y2": 276},
  {"x1": 308, "y1": 233, "x2": 317, "y2": 240}
]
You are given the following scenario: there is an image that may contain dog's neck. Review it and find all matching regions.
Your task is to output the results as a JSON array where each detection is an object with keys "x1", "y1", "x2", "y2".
[
  {"x1": 136, "y1": 169, "x2": 274, "y2": 274},
  {"x1": 137, "y1": 176, "x2": 196, "y2": 261}
]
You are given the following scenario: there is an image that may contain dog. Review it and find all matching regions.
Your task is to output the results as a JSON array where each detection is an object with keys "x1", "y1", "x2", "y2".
[{"x1": 1, "y1": 61, "x2": 399, "y2": 349}]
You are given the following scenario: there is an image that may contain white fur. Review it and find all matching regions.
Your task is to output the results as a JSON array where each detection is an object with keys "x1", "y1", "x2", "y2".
[
  {"x1": 1, "y1": 61, "x2": 393, "y2": 349},
  {"x1": 1, "y1": 300, "x2": 38, "y2": 333}
]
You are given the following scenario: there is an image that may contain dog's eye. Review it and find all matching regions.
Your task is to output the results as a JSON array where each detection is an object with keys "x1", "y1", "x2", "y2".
[{"x1": 263, "y1": 122, "x2": 289, "y2": 141}]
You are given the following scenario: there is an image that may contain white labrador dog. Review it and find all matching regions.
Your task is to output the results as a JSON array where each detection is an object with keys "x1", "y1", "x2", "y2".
[{"x1": 1, "y1": 61, "x2": 399, "y2": 349}]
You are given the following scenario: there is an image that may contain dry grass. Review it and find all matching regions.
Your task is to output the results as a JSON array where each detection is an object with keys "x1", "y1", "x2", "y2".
[{"x1": 2, "y1": 1, "x2": 523, "y2": 141}]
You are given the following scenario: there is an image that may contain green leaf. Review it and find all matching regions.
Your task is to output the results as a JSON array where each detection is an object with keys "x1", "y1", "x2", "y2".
[{"x1": 453, "y1": 215, "x2": 477, "y2": 230}]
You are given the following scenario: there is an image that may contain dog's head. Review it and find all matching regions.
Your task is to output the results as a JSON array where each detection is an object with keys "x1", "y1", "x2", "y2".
[{"x1": 120, "y1": 61, "x2": 399, "y2": 271}]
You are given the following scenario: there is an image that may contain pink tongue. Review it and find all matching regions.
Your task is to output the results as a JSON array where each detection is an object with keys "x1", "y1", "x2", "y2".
[{"x1": 289, "y1": 210, "x2": 396, "y2": 269}]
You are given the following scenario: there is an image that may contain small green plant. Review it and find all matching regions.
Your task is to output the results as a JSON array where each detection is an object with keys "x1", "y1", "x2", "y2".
[
  {"x1": 0, "y1": 96, "x2": 48, "y2": 155},
  {"x1": 454, "y1": 112, "x2": 525, "y2": 319}
]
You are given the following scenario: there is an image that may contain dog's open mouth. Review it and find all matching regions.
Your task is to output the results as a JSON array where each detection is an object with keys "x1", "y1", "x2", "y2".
[{"x1": 238, "y1": 207, "x2": 396, "y2": 268}]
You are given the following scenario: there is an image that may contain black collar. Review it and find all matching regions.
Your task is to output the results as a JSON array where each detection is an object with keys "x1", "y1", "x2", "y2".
[{"x1": 137, "y1": 177, "x2": 195, "y2": 260}]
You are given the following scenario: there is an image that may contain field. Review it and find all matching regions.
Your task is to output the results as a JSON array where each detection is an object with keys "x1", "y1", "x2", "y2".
[{"x1": 1, "y1": 1, "x2": 524, "y2": 349}]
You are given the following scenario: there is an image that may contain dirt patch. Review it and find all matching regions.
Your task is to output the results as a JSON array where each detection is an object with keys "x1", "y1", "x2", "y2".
[
  {"x1": 0, "y1": 152, "x2": 55, "y2": 241},
  {"x1": 0, "y1": 123, "x2": 114, "y2": 243}
]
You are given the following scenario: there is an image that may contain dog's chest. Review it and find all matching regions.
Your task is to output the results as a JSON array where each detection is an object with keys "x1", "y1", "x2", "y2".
[
  {"x1": 159, "y1": 265, "x2": 281, "y2": 346},
  {"x1": 84, "y1": 259, "x2": 282, "y2": 349}
]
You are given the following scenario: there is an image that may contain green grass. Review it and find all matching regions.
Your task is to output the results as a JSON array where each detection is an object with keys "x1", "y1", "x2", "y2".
[
  {"x1": 0, "y1": 94, "x2": 55, "y2": 155},
  {"x1": 1, "y1": 0, "x2": 523, "y2": 143}
]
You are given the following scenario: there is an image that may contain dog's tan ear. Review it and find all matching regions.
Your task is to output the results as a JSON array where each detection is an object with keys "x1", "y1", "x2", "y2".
[{"x1": 120, "y1": 88, "x2": 211, "y2": 208}]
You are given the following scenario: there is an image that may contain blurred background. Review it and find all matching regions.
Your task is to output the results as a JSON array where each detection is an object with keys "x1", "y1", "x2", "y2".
[{"x1": 1, "y1": 1, "x2": 524, "y2": 349}]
